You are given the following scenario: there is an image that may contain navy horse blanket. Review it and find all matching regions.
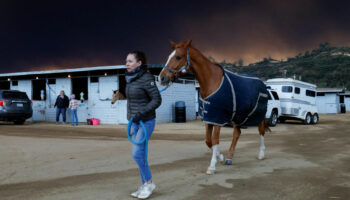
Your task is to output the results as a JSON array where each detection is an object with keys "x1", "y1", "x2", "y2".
[{"x1": 199, "y1": 70, "x2": 268, "y2": 126}]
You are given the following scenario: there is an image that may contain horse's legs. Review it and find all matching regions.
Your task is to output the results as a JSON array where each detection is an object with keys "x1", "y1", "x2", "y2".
[
  {"x1": 258, "y1": 121, "x2": 266, "y2": 160},
  {"x1": 225, "y1": 126, "x2": 241, "y2": 165},
  {"x1": 205, "y1": 124, "x2": 213, "y2": 148},
  {"x1": 207, "y1": 125, "x2": 224, "y2": 174}
]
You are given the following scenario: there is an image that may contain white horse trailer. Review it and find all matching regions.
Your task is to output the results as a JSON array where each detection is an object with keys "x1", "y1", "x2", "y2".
[{"x1": 266, "y1": 78, "x2": 319, "y2": 124}]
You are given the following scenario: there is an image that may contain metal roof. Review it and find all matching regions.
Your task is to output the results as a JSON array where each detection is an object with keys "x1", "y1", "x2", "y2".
[
  {"x1": 317, "y1": 88, "x2": 345, "y2": 93},
  {"x1": 0, "y1": 64, "x2": 164, "y2": 77},
  {"x1": 266, "y1": 78, "x2": 317, "y2": 88}
]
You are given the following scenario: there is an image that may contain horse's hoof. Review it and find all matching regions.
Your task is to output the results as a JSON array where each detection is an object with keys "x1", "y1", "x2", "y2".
[
  {"x1": 258, "y1": 155, "x2": 265, "y2": 160},
  {"x1": 258, "y1": 152, "x2": 265, "y2": 160},
  {"x1": 206, "y1": 169, "x2": 215, "y2": 175},
  {"x1": 224, "y1": 159, "x2": 232, "y2": 165}
]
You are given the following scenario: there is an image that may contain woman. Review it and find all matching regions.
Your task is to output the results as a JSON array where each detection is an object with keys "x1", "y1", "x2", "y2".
[
  {"x1": 125, "y1": 51, "x2": 162, "y2": 199},
  {"x1": 54, "y1": 90, "x2": 69, "y2": 125}
]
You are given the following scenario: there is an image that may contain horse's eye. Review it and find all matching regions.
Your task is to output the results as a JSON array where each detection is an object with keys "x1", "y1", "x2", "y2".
[{"x1": 176, "y1": 56, "x2": 181, "y2": 60}]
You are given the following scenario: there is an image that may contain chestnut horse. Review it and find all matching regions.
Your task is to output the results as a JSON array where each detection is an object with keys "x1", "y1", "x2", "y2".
[
  {"x1": 159, "y1": 40, "x2": 270, "y2": 175},
  {"x1": 111, "y1": 90, "x2": 126, "y2": 104}
]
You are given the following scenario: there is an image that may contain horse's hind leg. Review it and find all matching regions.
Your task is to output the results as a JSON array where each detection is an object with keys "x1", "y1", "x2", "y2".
[
  {"x1": 206, "y1": 125, "x2": 224, "y2": 175},
  {"x1": 258, "y1": 120, "x2": 267, "y2": 160},
  {"x1": 225, "y1": 126, "x2": 241, "y2": 165}
]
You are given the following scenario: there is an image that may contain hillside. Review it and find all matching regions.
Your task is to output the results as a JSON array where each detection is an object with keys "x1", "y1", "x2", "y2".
[{"x1": 222, "y1": 43, "x2": 350, "y2": 89}]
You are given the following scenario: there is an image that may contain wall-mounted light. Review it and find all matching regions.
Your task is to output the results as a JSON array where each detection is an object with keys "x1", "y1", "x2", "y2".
[
  {"x1": 36, "y1": 77, "x2": 39, "y2": 80},
  {"x1": 104, "y1": 72, "x2": 107, "y2": 76},
  {"x1": 68, "y1": 74, "x2": 71, "y2": 78},
  {"x1": 8, "y1": 78, "x2": 11, "y2": 81}
]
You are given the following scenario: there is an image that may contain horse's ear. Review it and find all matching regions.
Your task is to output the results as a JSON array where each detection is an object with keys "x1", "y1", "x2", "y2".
[
  {"x1": 185, "y1": 39, "x2": 192, "y2": 47},
  {"x1": 169, "y1": 40, "x2": 176, "y2": 49}
]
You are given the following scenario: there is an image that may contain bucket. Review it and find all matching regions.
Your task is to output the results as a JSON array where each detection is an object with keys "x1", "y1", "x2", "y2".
[
  {"x1": 92, "y1": 118, "x2": 100, "y2": 126},
  {"x1": 175, "y1": 101, "x2": 186, "y2": 123}
]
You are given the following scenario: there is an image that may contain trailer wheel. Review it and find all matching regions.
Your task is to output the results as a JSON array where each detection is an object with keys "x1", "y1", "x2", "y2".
[
  {"x1": 269, "y1": 110, "x2": 278, "y2": 127},
  {"x1": 304, "y1": 113, "x2": 312, "y2": 125},
  {"x1": 311, "y1": 113, "x2": 319, "y2": 124}
]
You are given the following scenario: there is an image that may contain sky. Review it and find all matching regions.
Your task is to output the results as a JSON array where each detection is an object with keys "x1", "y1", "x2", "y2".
[{"x1": 1, "y1": 0, "x2": 350, "y2": 73}]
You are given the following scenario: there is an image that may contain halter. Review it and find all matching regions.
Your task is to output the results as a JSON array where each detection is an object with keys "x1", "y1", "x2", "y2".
[{"x1": 163, "y1": 48, "x2": 191, "y2": 76}]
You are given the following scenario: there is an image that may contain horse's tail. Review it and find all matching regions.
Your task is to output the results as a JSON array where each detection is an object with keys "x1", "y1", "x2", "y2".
[{"x1": 264, "y1": 119, "x2": 271, "y2": 133}]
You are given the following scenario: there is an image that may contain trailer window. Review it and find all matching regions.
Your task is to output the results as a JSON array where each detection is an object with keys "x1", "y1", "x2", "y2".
[
  {"x1": 267, "y1": 91, "x2": 272, "y2": 100},
  {"x1": 271, "y1": 91, "x2": 279, "y2": 100},
  {"x1": 317, "y1": 92, "x2": 325, "y2": 96},
  {"x1": 294, "y1": 87, "x2": 300, "y2": 94},
  {"x1": 306, "y1": 90, "x2": 316, "y2": 97},
  {"x1": 282, "y1": 86, "x2": 293, "y2": 93}
]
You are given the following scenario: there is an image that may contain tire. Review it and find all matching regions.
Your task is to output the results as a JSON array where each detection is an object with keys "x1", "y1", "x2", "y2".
[
  {"x1": 303, "y1": 113, "x2": 312, "y2": 125},
  {"x1": 311, "y1": 113, "x2": 319, "y2": 124},
  {"x1": 14, "y1": 120, "x2": 25, "y2": 125},
  {"x1": 269, "y1": 110, "x2": 278, "y2": 127}
]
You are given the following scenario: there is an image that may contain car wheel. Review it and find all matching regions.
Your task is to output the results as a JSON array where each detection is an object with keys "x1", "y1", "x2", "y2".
[
  {"x1": 14, "y1": 120, "x2": 25, "y2": 125},
  {"x1": 311, "y1": 113, "x2": 319, "y2": 124},
  {"x1": 303, "y1": 113, "x2": 311, "y2": 125},
  {"x1": 269, "y1": 110, "x2": 278, "y2": 127}
]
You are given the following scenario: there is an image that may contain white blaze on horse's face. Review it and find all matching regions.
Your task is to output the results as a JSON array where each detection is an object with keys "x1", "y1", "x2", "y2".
[
  {"x1": 165, "y1": 50, "x2": 176, "y2": 66},
  {"x1": 159, "y1": 50, "x2": 176, "y2": 84}
]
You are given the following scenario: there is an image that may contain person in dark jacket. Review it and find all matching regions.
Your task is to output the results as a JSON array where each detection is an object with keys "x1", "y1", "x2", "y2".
[
  {"x1": 126, "y1": 51, "x2": 161, "y2": 199},
  {"x1": 54, "y1": 90, "x2": 69, "y2": 124}
]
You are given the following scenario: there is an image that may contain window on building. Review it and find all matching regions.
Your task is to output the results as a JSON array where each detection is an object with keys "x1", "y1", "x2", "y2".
[
  {"x1": 90, "y1": 77, "x2": 99, "y2": 83},
  {"x1": 12, "y1": 80, "x2": 18, "y2": 86},
  {"x1": 294, "y1": 87, "x2": 300, "y2": 94},
  {"x1": 282, "y1": 86, "x2": 293, "y2": 93},
  {"x1": 48, "y1": 79, "x2": 56, "y2": 84},
  {"x1": 306, "y1": 90, "x2": 316, "y2": 97},
  {"x1": 0, "y1": 81, "x2": 10, "y2": 89},
  {"x1": 271, "y1": 91, "x2": 279, "y2": 100},
  {"x1": 72, "y1": 77, "x2": 88, "y2": 100},
  {"x1": 317, "y1": 92, "x2": 325, "y2": 96},
  {"x1": 32, "y1": 79, "x2": 46, "y2": 100}
]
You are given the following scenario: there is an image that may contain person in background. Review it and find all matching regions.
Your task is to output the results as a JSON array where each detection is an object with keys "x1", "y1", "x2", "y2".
[
  {"x1": 54, "y1": 90, "x2": 69, "y2": 125},
  {"x1": 69, "y1": 94, "x2": 79, "y2": 126},
  {"x1": 126, "y1": 51, "x2": 162, "y2": 199}
]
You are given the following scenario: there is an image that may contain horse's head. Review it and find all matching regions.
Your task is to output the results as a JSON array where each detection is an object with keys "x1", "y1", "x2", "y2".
[
  {"x1": 159, "y1": 40, "x2": 192, "y2": 86},
  {"x1": 111, "y1": 90, "x2": 119, "y2": 104}
]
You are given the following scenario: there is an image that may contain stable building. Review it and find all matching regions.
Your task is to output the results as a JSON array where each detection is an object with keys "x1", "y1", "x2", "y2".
[
  {"x1": 0, "y1": 65, "x2": 197, "y2": 124},
  {"x1": 316, "y1": 88, "x2": 345, "y2": 114}
]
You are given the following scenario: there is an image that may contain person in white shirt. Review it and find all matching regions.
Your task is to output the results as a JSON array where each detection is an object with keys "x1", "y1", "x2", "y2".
[{"x1": 69, "y1": 94, "x2": 79, "y2": 126}]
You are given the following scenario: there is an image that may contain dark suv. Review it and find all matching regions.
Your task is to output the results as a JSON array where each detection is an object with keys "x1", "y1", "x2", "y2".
[{"x1": 0, "y1": 90, "x2": 33, "y2": 124}]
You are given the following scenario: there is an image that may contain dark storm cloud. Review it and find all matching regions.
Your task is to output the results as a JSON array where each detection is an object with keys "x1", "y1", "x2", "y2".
[{"x1": 1, "y1": 0, "x2": 350, "y2": 73}]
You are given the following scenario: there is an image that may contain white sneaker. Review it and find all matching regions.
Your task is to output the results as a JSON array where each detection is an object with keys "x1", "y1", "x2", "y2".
[
  {"x1": 137, "y1": 182, "x2": 156, "y2": 199},
  {"x1": 131, "y1": 185, "x2": 144, "y2": 198}
]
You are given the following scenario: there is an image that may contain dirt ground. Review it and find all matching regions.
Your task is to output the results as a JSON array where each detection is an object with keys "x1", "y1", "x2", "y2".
[{"x1": 0, "y1": 114, "x2": 349, "y2": 200}]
